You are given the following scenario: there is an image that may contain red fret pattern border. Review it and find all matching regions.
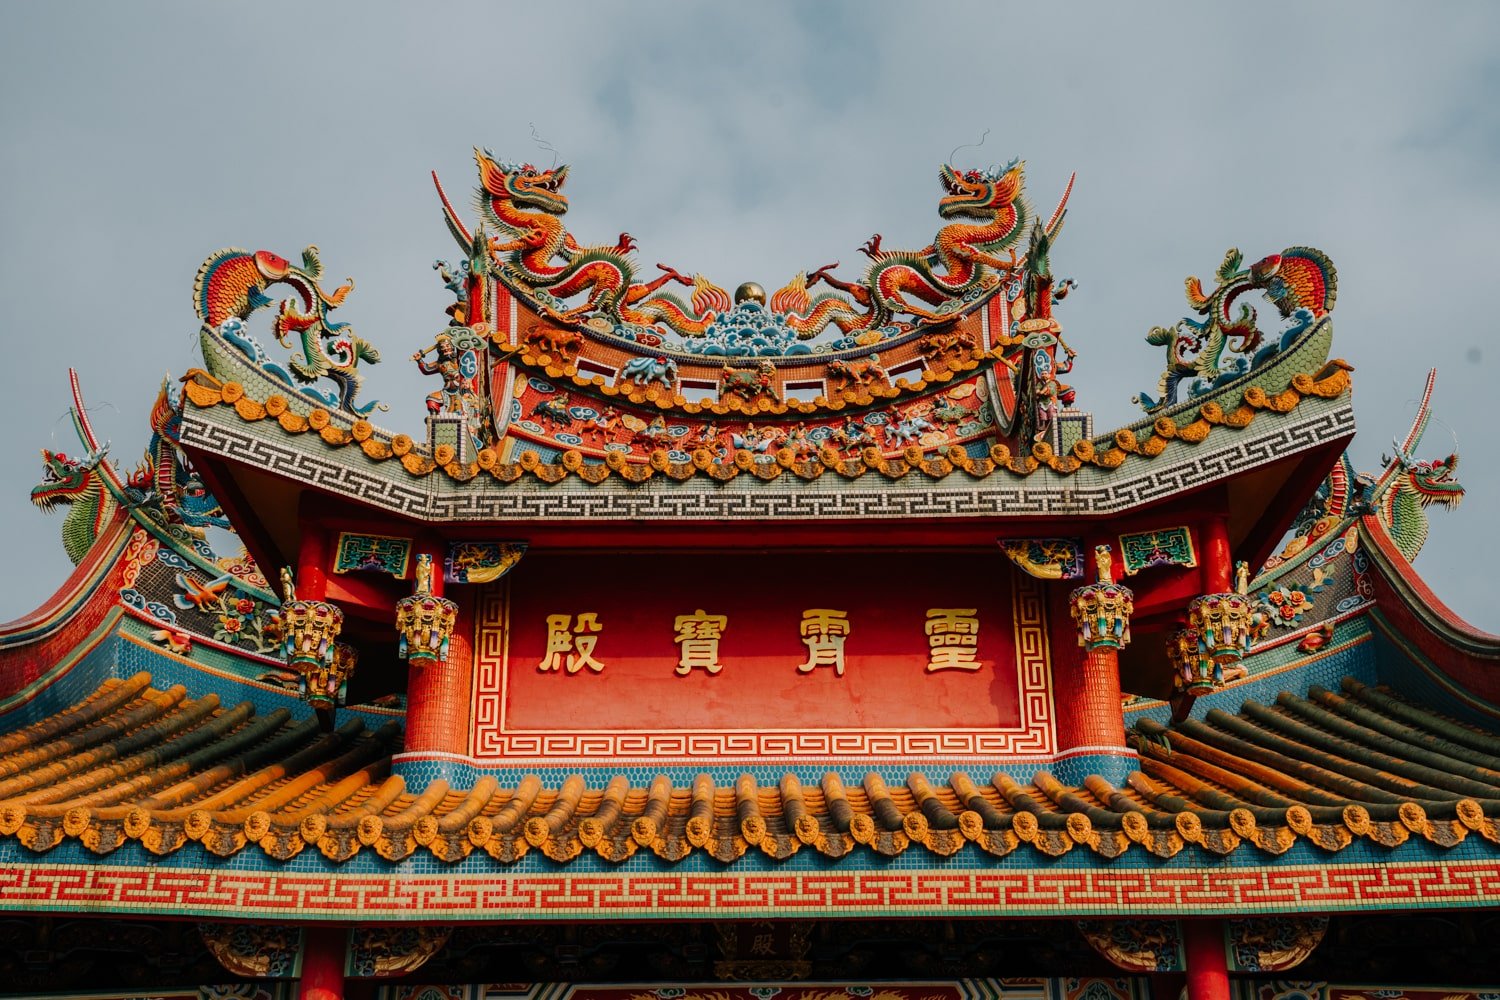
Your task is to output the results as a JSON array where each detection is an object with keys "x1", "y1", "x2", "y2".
[{"x1": 3, "y1": 861, "x2": 1497, "y2": 920}]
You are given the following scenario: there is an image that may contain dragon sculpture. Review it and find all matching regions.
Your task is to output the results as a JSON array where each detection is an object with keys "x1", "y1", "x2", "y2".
[
  {"x1": 626, "y1": 268, "x2": 735, "y2": 337},
  {"x1": 32, "y1": 378, "x2": 240, "y2": 565},
  {"x1": 853, "y1": 160, "x2": 1030, "y2": 330},
  {"x1": 475, "y1": 149, "x2": 653, "y2": 325},
  {"x1": 1135, "y1": 247, "x2": 1337, "y2": 411},
  {"x1": 1373, "y1": 449, "x2": 1462, "y2": 560},
  {"x1": 770, "y1": 161, "x2": 1034, "y2": 338},
  {"x1": 193, "y1": 245, "x2": 381, "y2": 414},
  {"x1": 31, "y1": 448, "x2": 124, "y2": 565},
  {"x1": 1266, "y1": 370, "x2": 1463, "y2": 569},
  {"x1": 454, "y1": 149, "x2": 1044, "y2": 343},
  {"x1": 129, "y1": 378, "x2": 231, "y2": 535}
]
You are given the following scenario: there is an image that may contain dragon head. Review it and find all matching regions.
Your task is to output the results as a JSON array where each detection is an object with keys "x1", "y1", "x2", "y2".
[
  {"x1": 938, "y1": 159, "x2": 1024, "y2": 219},
  {"x1": 31, "y1": 448, "x2": 104, "y2": 512},
  {"x1": 1403, "y1": 452, "x2": 1463, "y2": 508},
  {"x1": 475, "y1": 147, "x2": 569, "y2": 215}
]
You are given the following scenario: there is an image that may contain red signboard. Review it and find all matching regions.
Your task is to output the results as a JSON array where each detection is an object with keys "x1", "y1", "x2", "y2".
[{"x1": 471, "y1": 554, "x2": 1056, "y2": 763}]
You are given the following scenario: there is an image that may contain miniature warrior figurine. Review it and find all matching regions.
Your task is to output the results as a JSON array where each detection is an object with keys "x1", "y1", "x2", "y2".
[{"x1": 412, "y1": 332, "x2": 470, "y2": 416}]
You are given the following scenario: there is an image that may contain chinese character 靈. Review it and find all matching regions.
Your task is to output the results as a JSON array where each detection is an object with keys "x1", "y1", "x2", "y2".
[{"x1": 925, "y1": 608, "x2": 981, "y2": 672}]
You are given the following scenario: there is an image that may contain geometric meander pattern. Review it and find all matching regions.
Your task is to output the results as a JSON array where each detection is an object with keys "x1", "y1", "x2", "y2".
[
  {"x1": 179, "y1": 403, "x2": 1356, "y2": 521},
  {"x1": 2, "y1": 861, "x2": 1499, "y2": 920},
  {"x1": 470, "y1": 572, "x2": 1056, "y2": 761}
]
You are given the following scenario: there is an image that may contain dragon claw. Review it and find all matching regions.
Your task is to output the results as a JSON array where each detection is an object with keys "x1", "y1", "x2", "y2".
[{"x1": 808, "y1": 262, "x2": 841, "y2": 285}]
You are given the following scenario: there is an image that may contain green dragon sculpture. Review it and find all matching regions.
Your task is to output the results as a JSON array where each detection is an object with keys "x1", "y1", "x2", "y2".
[
  {"x1": 1372, "y1": 448, "x2": 1463, "y2": 561},
  {"x1": 194, "y1": 245, "x2": 381, "y2": 415},
  {"x1": 31, "y1": 448, "x2": 122, "y2": 565},
  {"x1": 1135, "y1": 246, "x2": 1337, "y2": 411},
  {"x1": 1266, "y1": 370, "x2": 1463, "y2": 569}
]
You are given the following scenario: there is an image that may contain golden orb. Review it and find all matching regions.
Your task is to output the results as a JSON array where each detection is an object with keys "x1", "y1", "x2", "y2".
[{"x1": 734, "y1": 281, "x2": 767, "y2": 305}]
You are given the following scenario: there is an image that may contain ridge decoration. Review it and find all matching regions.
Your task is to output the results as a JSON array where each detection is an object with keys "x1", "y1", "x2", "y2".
[
  {"x1": 1262, "y1": 369, "x2": 1462, "y2": 571},
  {"x1": 1136, "y1": 247, "x2": 1336, "y2": 411},
  {"x1": 184, "y1": 146, "x2": 1359, "y2": 489},
  {"x1": 194, "y1": 246, "x2": 382, "y2": 415},
  {"x1": 458, "y1": 149, "x2": 1049, "y2": 347}
]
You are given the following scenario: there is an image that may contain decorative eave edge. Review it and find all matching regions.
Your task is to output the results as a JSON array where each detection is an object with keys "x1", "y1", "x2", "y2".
[
  {"x1": 1359, "y1": 514, "x2": 1500, "y2": 656},
  {"x1": 2, "y1": 858, "x2": 1498, "y2": 921},
  {"x1": 178, "y1": 361, "x2": 1353, "y2": 487},
  {"x1": 4, "y1": 763, "x2": 1495, "y2": 868}
]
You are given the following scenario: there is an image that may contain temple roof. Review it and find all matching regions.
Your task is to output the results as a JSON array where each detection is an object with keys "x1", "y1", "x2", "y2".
[{"x1": 4, "y1": 670, "x2": 1496, "y2": 867}]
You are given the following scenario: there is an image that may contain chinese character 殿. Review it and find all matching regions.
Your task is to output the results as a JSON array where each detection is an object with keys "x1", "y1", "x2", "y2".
[
  {"x1": 797, "y1": 608, "x2": 850, "y2": 675},
  {"x1": 924, "y1": 608, "x2": 981, "y2": 672},
  {"x1": 673, "y1": 610, "x2": 728, "y2": 675},
  {"x1": 537, "y1": 612, "x2": 605, "y2": 673}
]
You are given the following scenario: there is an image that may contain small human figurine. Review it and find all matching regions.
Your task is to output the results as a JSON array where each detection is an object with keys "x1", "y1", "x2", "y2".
[
  {"x1": 1033, "y1": 375, "x2": 1060, "y2": 444},
  {"x1": 1235, "y1": 559, "x2": 1250, "y2": 596},
  {"x1": 412, "y1": 332, "x2": 470, "y2": 416},
  {"x1": 280, "y1": 566, "x2": 297, "y2": 603},
  {"x1": 414, "y1": 552, "x2": 434, "y2": 596},
  {"x1": 1093, "y1": 544, "x2": 1113, "y2": 584},
  {"x1": 584, "y1": 406, "x2": 620, "y2": 445}
]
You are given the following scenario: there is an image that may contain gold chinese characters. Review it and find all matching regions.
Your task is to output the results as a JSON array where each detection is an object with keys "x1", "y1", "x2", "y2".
[
  {"x1": 533, "y1": 608, "x2": 987, "y2": 674},
  {"x1": 798, "y1": 609, "x2": 850, "y2": 675},
  {"x1": 673, "y1": 610, "x2": 728, "y2": 675},
  {"x1": 924, "y1": 608, "x2": 982, "y2": 671},
  {"x1": 538, "y1": 612, "x2": 605, "y2": 673}
]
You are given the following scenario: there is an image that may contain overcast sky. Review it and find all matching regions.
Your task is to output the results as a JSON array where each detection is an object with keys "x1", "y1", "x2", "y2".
[{"x1": 1, "y1": 2, "x2": 1495, "y2": 629}]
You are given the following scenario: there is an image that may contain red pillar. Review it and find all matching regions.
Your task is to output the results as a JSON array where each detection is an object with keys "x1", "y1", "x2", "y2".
[
  {"x1": 1183, "y1": 919, "x2": 1230, "y2": 1000},
  {"x1": 1054, "y1": 644, "x2": 1127, "y2": 749},
  {"x1": 403, "y1": 542, "x2": 470, "y2": 756},
  {"x1": 1200, "y1": 518, "x2": 1232, "y2": 594},
  {"x1": 298, "y1": 926, "x2": 346, "y2": 1000},
  {"x1": 1055, "y1": 542, "x2": 1130, "y2": 754}
]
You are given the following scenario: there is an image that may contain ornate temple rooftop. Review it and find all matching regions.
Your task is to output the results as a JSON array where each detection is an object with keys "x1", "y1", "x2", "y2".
[{"x1": 1, "y1": 147, "x2": 1495, "y2": 941}]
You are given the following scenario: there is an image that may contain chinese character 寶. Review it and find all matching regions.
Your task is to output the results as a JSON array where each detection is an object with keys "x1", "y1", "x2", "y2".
[
  {"x1": 537, "y1": 612, "x2": 605, "y2": 673},
  {"x1": 673, "y1": 609, "x2": 728, "y2": 675},
  {"x1": 797, "y1": 608, "x2": 850, "y2": 675},
  {"x1": 925, "y1": 608, "x2": 981, "y2": 672}
]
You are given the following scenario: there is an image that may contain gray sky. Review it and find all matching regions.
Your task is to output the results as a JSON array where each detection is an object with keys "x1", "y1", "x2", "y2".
[{"x1": 1, "y1": 2, "x2": 1495, "y2": 629}]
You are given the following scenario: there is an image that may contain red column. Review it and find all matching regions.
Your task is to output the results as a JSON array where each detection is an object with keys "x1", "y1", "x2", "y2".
[
  {"x1": 1183, "y1": 919, "x2": 1229, "y2": 1000},
  {"x1": 1200, "y1": 518, "x2": 1232, "y2": 594},
  {"x1": 298, "y1": 926, "x2": 346, "y2": 1000},
  {"x1": 403, "y1": 543, "x2": 470, "y2": 756},
  {"x1": 1055, "y1": 644, "x2": 1127, "y2": 749},
  {"x1": 1055, "y1": 544, "x2": 1130, "y2": 754}
]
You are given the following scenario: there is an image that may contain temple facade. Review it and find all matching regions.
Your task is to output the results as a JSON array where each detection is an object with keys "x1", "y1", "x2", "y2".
[{"x1": 1, "y1": 149, "x2": 1496, "y2": 1000}]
